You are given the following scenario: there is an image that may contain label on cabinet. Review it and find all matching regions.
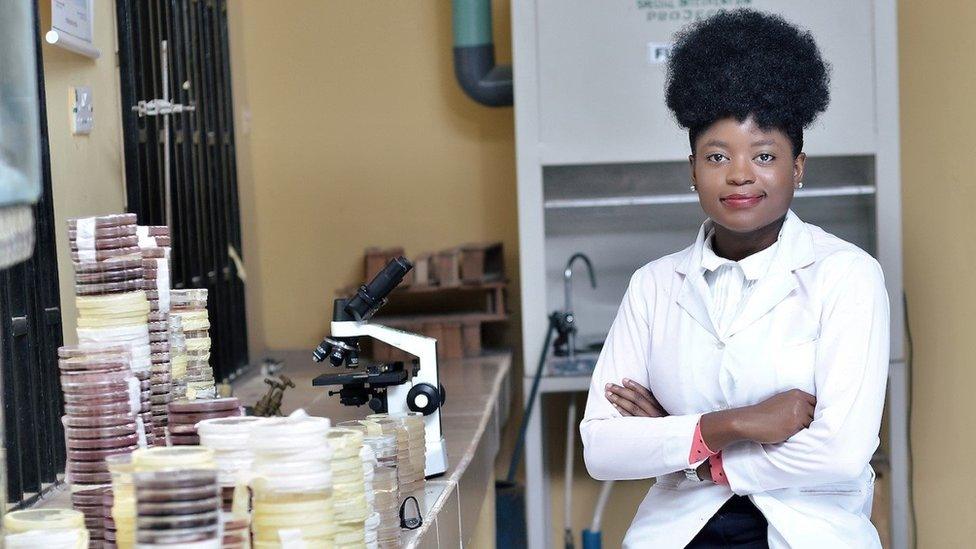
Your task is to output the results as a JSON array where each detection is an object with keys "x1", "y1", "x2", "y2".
[{"x1": 646, "y1": 42, "x2": 673, "y2": 64}]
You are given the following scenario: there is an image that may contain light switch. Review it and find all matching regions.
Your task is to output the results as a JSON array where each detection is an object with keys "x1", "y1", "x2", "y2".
[{"x1": 70, "y1": 86, "x2": 93, "y2": 135}]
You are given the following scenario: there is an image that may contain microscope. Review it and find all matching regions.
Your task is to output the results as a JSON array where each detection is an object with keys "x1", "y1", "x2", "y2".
[{"x1": 311, "y1": 257, "x2": 448, "y2": 478}]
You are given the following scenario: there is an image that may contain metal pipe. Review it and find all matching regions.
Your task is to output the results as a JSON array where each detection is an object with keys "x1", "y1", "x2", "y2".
[
  {"x1": 161, "y1": 39, "x2": 172, "y2": 229},
  {"x1": 590, "y1": 481, "x2": 615, "y2": 532},
  {"x1": 451, "y1": 0, "x2": 513, "y2": 107},
  {"x1": 564, "y1": 395, "x2": 578, "y2": 548}
]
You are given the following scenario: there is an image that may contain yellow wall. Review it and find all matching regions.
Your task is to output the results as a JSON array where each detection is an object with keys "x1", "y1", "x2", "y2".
[
  {"x1": 899, "y1": 1, "x2": 976, "y2": 546},
  {"x1": 226, "y1": 1, "x2": 520, "y2": 353},
  {"x1": 38, "y1": 0, "x2": 128, "y2": 344}
]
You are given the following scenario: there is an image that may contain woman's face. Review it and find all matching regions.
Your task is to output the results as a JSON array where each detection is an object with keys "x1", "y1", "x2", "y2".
[{"x1": 689, "y1": 116, "x2": 805, "y2": 234}]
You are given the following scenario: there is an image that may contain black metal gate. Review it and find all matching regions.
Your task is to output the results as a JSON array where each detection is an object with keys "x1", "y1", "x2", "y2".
[
  {"x1": 116, "y1": 0, "x2": 248, "y2": 381},
  {"x1": 1, "y1": 1, "x2": 65, "y2": 506}
]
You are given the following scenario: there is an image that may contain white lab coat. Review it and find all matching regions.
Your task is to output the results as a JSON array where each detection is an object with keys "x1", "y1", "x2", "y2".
[{"x1": 580, "y1": 210, "x2": 889, "y2": 548}]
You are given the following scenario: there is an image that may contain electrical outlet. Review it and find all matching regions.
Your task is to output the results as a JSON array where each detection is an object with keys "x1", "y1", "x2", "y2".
[{"x1": 70, "y1": 86, "x2": 93, "y2": 135}]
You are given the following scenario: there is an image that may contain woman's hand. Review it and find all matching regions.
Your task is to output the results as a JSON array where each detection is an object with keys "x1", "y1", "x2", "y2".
[
  {"x1": 605, "y1": 379, "x2": 815, "y2": 448},
  {"x1": 698, "y1": 388, "x2": 818, "y2": 451},
  {"x1": 734, "y1": 389, "x2": 817, "y2": 444},
  {"x1": 605, "y1": 378, "x2": 668, "y2": 417}
]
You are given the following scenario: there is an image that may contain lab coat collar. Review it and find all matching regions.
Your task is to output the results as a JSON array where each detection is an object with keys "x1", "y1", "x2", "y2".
[
  {"x1": 701, "y1": 228, "x2": 779, "y2": 281},
  {"x1": 675, "y1": 210, "x2": 815, "y2": 339}
]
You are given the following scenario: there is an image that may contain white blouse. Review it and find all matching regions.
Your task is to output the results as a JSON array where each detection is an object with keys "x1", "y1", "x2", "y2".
[{"x1": 701, "y1": 227, "x2": 781, "y2": 336}]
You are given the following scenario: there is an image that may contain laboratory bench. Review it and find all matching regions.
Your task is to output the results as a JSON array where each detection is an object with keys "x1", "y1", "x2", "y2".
[{"x1": 34, "y1": 350, "x2": 513, "y2": 549}]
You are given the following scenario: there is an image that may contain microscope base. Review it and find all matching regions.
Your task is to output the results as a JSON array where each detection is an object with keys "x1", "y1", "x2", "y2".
[{"x1": 425, "y1": 436, "x2": 449, "y2": 478}]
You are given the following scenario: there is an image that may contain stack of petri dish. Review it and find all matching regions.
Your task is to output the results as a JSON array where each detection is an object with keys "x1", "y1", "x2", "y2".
[
  {"x1": 327, "y1": 427, "x2": 368, "y2": 549},
  {"x1": 140, "y1": 225, "x2": 174, "y2": 441},
  {"x1": 362, "y1": 434, "x2": 399, "y2": 548},
  {"x1": 70, "y1": 214, "x2": 155, "y2": 448},
  {"x1": 71, "y1": 293, "x2": 155, "y2": 451},
  {"x1": 1, "y1": 509, "x2": 89, "y2": 549},
  {"x1": 133, "y1": 469, "x2": 221, "y2": 547},
  {"x1": 113, "y1": 446, "x2": 217, "y2": 548},
  {"x1": 59, "y1": 344, "x2": 147, "y2": 544},
  {"x1": 220, "y1": 512, "x2": 250, "y2": 549},
  {"x1": 396, "y1": 412, "x2": 427, "y2": 493},
  {"x1": 101, "y1": 486, "x2": 115, "y2": 548},
  {"x1": 249, "y1": 413, "x2": 334, "y2": 547},
  {"x1": 132, "y1": 445, "x2": 217, "y2": 471},
  {"x1": 197, "y1": 415, "x2": 263, "y2": 512},
  {"x1": 364, "y1": 511, "x2": 381, "y2": 549},
  {"x1": 365, "y1": 414, "x2": 418, "y2": 495},
  {"x1": 107, "y1": 453, "x2": 136, "y2": 549},
  {"x1": 359, "y1": 443, "x2": 380, "y2": 549},
  {"x1": 334, "y1": 419, "x2": 393, "y2": 547},
  {"x1": 147, "y1": 310, "x2": 173, "y2": 442},
  {"x1": 168, "y1": 315, "x2": 189, "y2": 400},
  {"x1": 167, "y1": 398, "x2": 243, "y2": 446},
  {"x1": 69, "y1": 214, "x2": 140, "y2": 265},
  {"x1": 169, "y1": 289, "x2": 215, "y2": 399},
  {"x1": 72, "y1": 257, "x2": 143, "y2": 298}
]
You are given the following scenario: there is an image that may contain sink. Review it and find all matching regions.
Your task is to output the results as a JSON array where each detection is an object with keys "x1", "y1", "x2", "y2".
[{"x1": 545, "y1": 352, "x2": 599, "y2": 377}]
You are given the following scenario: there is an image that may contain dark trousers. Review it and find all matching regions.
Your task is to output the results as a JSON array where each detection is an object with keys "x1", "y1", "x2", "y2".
[{"x1": 685, "y1": 495, "x2": 770, "y2": 549}]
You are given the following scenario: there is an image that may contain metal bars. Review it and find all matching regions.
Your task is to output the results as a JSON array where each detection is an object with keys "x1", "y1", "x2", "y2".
[
  {"x1": 1, "y1": 0, "x2": 65, "y2": 506},
  {"x1": 117, "y1": 0, "x2": 248, "y2": 381}
]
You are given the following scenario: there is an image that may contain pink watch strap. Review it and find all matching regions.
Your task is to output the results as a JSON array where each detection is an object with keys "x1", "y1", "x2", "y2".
[
  {"x1": 689, "y1": 419, "x2": 728, "y2": 485},
  {"x1": 709, "y1": 452, "x2": 728, "y2": 485},
  {"x1": 689, "y1": 419, "x2": 717, "y2": 464}
]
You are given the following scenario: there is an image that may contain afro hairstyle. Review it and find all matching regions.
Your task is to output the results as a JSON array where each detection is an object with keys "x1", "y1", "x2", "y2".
[{"x1": 665, "y1": 9, "x2": 830, "y2": 157}]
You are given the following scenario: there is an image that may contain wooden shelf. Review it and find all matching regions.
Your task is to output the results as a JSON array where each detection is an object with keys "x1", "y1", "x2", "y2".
[
  {"x1": 397, "y1": 280, "x2": 506, "y2": 294},
  {"x1": 372, "y1": 311, "x2": 508, "y2": 328},
  {"x1": 336, "y1": 279, "x2": 507, "y2": 298}
]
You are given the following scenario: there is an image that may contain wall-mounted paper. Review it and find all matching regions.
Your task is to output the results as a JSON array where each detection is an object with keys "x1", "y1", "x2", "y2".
[{"x1": 46, "y1": 0, "x2": 100, "y2": 59}]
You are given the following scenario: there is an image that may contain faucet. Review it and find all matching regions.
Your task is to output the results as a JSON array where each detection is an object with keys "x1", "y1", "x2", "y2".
[{"x1": 560, "y1": 253, "x2": 597, "y2": 360}]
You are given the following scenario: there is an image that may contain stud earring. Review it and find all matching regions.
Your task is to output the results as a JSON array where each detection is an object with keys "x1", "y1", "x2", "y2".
[
  {"x1": 690, "y1": 185, "x2": 697, "y2": 192},
  {"x1": 797, "y1": 181, "x2": 804, "y2": 189}
]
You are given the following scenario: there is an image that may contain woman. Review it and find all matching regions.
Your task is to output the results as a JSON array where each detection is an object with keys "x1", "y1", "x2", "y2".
[{"x1": 580, "y1": 9, "x2": 888, "y2": 549}]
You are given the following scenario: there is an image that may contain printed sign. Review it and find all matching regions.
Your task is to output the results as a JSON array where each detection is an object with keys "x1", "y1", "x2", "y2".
[
  {"x1": 46, "y1": 0, "x2": 99, "y2": 58},
  {"x1": 52, "y1": 0, "x2": 92, "y2": 42},
  {"x1": 636, "y1": 0, "x2": 754, "y2": 23},
  {"x1": 647, "y1": 42, "x2": 673, "y2": 64}
]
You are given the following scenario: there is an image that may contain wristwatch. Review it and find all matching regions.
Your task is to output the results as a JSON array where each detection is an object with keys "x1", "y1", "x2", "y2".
[{"x1": 684, "y1": 466, "x2": 705, "y2": 483}]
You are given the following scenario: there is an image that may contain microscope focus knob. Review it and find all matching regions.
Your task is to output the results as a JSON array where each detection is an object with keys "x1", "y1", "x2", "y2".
[
  {"x1": 369, "y1": 396, "x2": 385, "y2": 414},
  {"x1": 407, "y1": 383, "x2": 441, "y2": 415}
]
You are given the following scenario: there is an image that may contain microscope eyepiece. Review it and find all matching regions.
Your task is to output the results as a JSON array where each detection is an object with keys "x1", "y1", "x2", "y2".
[{"x1": 345, "y1": 256, "x2": 413, "y2": 321}]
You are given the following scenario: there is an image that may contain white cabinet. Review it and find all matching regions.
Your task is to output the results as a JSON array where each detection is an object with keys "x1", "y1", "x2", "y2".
[{"x1": 536, "y1": 0, "x2": 877, "y2": 164}]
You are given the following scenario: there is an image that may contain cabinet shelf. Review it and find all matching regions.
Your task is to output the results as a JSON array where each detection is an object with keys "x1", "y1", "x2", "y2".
[{"x1": 544, "y1": 185, "x2": 876, "y2": 210}]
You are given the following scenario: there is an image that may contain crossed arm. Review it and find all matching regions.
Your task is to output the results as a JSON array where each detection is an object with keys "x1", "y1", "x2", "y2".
[{"x1": 580, "y1": 256, "x2": 890, "y2": 494}]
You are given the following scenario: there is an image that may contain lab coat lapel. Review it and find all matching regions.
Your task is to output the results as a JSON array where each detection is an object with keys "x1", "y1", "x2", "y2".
[
  {"x1": 676, "y1": 270, "x2": 719, "y2": 338},
  {"x1": 674, "y1": 219, "x2": 720, "y2": 338},
  {"x1": 725, "y1": 211, "x2": 814, "y2": 339},
  {"x1": 724, "y1": 268, "x2": 798, "y2": 339}
]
